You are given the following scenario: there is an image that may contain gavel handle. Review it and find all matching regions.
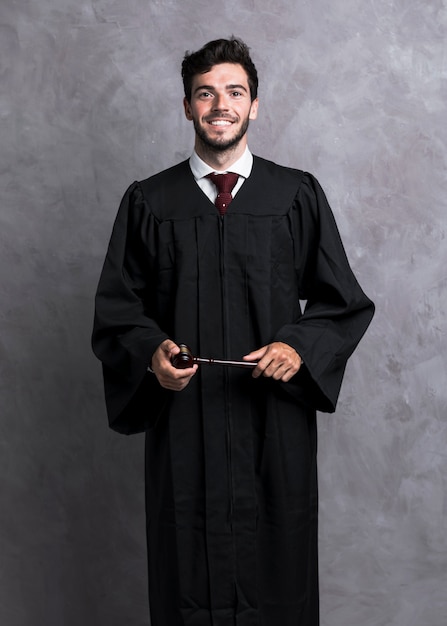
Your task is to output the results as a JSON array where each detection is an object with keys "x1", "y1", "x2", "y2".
[
  {"x1": 171, "y1": 343, "x2": 258, "y2": 369},
  {"x1": 194, "y1": 357, "x2": 257, "y2": 368}
]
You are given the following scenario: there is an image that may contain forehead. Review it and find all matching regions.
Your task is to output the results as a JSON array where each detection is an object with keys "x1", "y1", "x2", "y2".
[{"x1": 191, "y1": 63, "x2": 250, "y2": 89}]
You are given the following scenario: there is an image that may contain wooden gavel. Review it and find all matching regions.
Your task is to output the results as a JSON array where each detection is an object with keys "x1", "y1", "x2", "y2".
[{"x1": 171, "y1": 344, "x2": 258, "y2": 369}]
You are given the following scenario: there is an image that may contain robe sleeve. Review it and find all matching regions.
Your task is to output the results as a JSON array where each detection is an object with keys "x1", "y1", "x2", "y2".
[
  {"x1": 92, "y1": 182, "x2": 170, "y2": 434},
  {"x1": 275, "y1": 173, "x2": 375, "y2": 413}
]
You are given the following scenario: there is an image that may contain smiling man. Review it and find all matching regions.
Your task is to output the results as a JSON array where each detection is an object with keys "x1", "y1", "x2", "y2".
[
  {"x1": 184, "y1": 62, "x2": 258, "y2": 159},
  {"x1": 92, "y1": 37, "x2": 374, "y2": 626}
]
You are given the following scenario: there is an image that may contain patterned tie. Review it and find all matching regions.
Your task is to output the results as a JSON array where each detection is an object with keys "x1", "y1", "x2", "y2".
[{"x1": 207, "y1": 172, "x2": 239, "y2": 216}]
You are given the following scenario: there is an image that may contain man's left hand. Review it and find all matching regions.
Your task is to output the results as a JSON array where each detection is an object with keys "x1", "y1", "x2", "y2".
[{"x1": 243, "y1": 342, "x2": 303, "y2": 382}]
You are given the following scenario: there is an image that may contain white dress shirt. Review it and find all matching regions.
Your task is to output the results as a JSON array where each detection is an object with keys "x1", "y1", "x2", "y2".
[{"x1": 189, "y1": 147, "x2": 254, "y2": 203}]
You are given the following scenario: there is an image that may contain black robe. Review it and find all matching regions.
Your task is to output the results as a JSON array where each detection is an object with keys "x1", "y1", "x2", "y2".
[{"x1": 92, "y1": 156, "x2": 374, "y2": 626}]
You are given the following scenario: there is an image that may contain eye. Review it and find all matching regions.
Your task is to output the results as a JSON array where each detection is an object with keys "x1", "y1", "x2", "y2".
[{"x1": 198, "y1": 91, "x2": 213, "y2": 99}]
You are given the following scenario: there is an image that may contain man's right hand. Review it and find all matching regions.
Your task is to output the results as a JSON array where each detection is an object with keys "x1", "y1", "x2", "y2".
[{"x1": 150, "y1": 339, "x2": 198, "y2": 391}]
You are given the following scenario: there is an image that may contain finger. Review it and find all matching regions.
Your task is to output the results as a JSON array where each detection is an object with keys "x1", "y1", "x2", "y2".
[
  {"x1": 172, "y1": 369, "x2": 197, "y2": 390},
  {"x1": 251, "y1": 356, "x2": 273, "y2": 378},
  {"x1": 273, "y1": 358, "x2": 303, "y2": 382},
  {"x1": 174, "y1": 364, "x2": 198, "y2": 377},
  {"x1": 280, "y1": 369, "x2": 296, "y2": 382},
  {"x1": 151, "y1": 340, "x2": 178, "y2": 373},
  {"x1": 161, "y1": 339, "x2": 180, "y2": 358},
  {"x1": 269, "y1": 362, "x2": 289, "y2": 380},
  {"x1": 256, "y1": 351, "x2": 301, "y2": 380},
  {"x1": 261, "y1": 360, "x2": 286, "y2": 379},
  {"x1": 159, "y1": 364, "x2": 198, "y2": 389},
  {"x1": 243, "y1": 346, "x2": 267, "y2": 362}
]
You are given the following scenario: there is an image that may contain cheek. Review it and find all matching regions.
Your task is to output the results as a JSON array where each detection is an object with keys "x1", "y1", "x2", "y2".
[{"x1": 190, "y1": 104, "x2": 207, "y2": 120}]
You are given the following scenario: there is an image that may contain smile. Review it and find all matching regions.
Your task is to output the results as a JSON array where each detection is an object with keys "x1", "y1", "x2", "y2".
[{"x1": 208, "y1": 120, "x2": 233, "y2": 127}]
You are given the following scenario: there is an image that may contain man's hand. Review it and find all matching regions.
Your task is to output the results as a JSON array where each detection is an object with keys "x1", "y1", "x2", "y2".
[
  {"x1": 243, "y1": 341, "x2": 303, "y2": 382},
  {"x1": 151, "y1": 339, "x2": 198, "y2": 391}
]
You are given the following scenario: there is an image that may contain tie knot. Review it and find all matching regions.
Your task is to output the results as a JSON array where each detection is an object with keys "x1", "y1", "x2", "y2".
[{"x1": 207, "y1": 172, "x2": 239, "y2": 194}]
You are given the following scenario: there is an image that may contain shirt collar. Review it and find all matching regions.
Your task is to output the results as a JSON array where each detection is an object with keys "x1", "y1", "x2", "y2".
[{"x1": 189, "y1": 147, "x2": 253, "y2": 181}]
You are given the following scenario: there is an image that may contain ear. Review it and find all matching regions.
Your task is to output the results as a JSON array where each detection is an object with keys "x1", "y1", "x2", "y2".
[
  {"x1": 249, "y1": 98, "x2": 259, "y2": 121},
  {"x1": 183, "y1": 97, "x2": 193, "y2": 121}
]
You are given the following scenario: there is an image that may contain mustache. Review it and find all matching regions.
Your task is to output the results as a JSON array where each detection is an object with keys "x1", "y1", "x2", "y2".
[{"x1": 204, "y1": 114, "x2": 238, "y2": 123}]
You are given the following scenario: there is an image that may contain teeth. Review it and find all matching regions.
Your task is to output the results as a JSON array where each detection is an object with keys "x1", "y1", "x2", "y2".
[{"x1": 210, "y1": 120, "x2": 232, "y2": 126}]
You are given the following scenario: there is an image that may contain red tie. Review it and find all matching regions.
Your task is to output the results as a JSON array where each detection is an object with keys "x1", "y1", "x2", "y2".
[{"x1": 207, "y1": 172, "x2": 239, "y2": 216}]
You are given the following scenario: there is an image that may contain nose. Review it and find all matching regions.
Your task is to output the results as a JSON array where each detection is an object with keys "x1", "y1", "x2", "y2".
[{"x1": 212, "y1": 93, "x2": 229, "y2": 111}]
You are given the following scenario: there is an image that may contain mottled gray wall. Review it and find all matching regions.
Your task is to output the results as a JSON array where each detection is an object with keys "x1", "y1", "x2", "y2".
[{"x1": 1, "y1": 0, "x2": 446, "y2": 625}]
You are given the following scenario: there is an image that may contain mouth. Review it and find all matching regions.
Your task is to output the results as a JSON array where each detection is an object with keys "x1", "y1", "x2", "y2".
[{"x1": 206, "y1": 117, "x2": 237, "y2": 127}]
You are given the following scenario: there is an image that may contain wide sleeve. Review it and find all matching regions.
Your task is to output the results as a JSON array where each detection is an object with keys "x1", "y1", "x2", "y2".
[
  {"x1": 275, "y1": 173, "x2": 375, "y2": 412},
  {"x1": 92, "y1": 182, "x2": 171, "y2": 434}
]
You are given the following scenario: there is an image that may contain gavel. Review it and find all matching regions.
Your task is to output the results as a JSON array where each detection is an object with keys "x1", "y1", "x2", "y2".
[{"x1": 171, "y1": 344, "x2": 258, "y2": 369}]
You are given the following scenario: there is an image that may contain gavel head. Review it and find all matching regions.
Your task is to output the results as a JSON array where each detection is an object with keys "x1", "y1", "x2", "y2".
[{"x1": 171, "y1": 344, "x2": 194, "y2": 369}]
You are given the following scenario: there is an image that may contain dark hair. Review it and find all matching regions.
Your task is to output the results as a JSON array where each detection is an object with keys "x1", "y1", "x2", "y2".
[{"x1": 182, "y1": 37, "x2": 258, "y2": 102}]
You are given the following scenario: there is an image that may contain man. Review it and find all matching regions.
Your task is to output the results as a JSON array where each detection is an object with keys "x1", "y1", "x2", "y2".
[{"x1": 92, "y1": 37, "x2": 374, "y2": 626}]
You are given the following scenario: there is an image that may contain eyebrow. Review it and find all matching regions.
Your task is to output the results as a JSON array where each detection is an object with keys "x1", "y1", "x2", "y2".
[{"x1": 193, "y1": 83, "x2": 249, "y2": 94}]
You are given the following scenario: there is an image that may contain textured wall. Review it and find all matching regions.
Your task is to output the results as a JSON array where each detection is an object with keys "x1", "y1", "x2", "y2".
[{"x1": 1, "y1": 1, "x2": 446, "y2": 625}]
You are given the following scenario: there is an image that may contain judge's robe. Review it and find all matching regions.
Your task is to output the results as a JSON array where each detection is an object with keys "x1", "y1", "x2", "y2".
[{"x1": 92, "y1": 156, "x2": 375, "y2": 626}]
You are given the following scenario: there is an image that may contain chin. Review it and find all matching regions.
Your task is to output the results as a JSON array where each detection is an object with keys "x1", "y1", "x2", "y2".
[
  {"x1": 206, "y1": 137, "x2": 240, "y2": 151},
  {"x1": 194, "y1": 118, "x2": 250, "y2": 153}
]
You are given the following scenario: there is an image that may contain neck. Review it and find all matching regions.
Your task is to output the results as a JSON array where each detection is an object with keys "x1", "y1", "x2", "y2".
[{"x1": 194, "y1": 138, "x2": 247, "y2": 171}]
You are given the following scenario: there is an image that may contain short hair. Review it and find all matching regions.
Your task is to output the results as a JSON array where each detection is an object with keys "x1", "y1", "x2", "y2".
[{"x1": 181, "y1": 37, "x2": 258, "y2": 102}]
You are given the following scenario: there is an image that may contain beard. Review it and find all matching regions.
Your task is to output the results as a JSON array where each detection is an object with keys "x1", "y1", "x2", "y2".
[{"x1": 193, "y1": 116, "x2": 251, "y2": 152}]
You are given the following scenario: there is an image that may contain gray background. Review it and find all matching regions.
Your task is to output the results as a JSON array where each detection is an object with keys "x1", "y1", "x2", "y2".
[{"x1": 1, "y1": 0, "x2": 446, "y2": 625}]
